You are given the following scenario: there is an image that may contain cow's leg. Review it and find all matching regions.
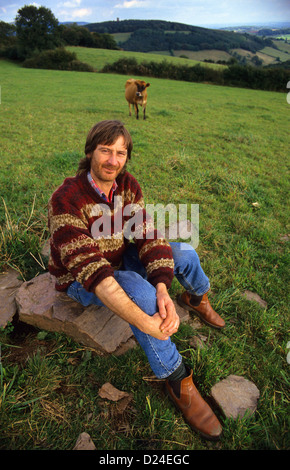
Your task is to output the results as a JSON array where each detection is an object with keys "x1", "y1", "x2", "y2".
[
  {"x1": 143, "y1": 105, "x2": 146, "y2": 120},
  {"x1": 128, "y1": 103, "x2": 131, "y2": 116},
  {"x1": 135, "y1": 103, "x2": 139, "y2": 119}
]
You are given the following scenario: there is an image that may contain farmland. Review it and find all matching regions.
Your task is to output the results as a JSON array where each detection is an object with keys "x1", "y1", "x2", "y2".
[{"x1": 0, "y1": 53, "x2": 289, "y2": 450}]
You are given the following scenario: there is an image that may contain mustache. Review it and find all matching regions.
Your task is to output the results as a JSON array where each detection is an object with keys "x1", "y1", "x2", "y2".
[{"x1": 102, "y1": 164, "x2": 119, "y2": 170}]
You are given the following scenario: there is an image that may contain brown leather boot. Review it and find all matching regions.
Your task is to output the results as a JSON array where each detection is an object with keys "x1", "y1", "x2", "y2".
[
  {"x1": 165, "y1": 369, "x2": 222, "y2": 441},
  {"x1": 178, "y1": 291, "x2": 225, "y2": 329}
]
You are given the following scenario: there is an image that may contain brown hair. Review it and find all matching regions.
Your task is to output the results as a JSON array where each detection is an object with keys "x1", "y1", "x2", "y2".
[{"x1": 77, "y1": 120, "x2": 133, "y2": 175}]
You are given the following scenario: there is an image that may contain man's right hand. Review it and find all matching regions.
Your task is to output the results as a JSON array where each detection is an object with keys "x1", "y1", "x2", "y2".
[{"x1": 146, "y1": 312, "x2": 170, "y2": 341}]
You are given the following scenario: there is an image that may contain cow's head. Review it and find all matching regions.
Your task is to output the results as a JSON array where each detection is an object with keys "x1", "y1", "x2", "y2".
[{"x1": 136, "y1": 81, "x2": 150, "y2": 97}]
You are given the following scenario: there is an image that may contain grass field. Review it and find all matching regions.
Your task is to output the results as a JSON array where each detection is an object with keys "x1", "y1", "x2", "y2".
[
  {"x1": 260, "y1": 46, "x2": 290, "y2": 63},
  {"x1": 66, "y1": 46, "x2": 226, "y2": 70},
  {"x1": 0, "y1": 54, "x2": 289, "y2": 451}
]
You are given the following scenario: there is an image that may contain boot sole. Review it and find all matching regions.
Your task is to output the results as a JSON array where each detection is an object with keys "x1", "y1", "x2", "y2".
[
  {"x1": 164, "y1": 384, "x2": 222, "y2": 441},
  {"x1": 177, "y1": 295, "x2": 224, "y2": 330}
]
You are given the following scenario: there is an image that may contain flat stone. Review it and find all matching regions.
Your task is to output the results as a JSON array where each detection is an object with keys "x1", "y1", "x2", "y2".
[
  {"x1": 211, "y1": 375, "x2": 260, "y2": 419},
  {"x1": 242, "y1": 290, "x2": 267, "y2": 308},
  {"x1": 98, "y1": 382, "x2": 131, "y2": 401},
  {"x1": 15, "y1": 272, "x2": 133, "y2": 354},
  {"x1": 0, "y1": 268, "x2": 23, "y2": 328},
  {"x1": 73, "y1": 432, "x2": 96, "y2": 450},
  {"x1": 14, "y1": 273, "x2": 191, "y2": 356}
]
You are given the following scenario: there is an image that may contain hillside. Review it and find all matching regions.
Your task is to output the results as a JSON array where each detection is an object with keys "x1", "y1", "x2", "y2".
[
  {"x1": 85, "y1": 19, "x2": 290, "y2": 66},
  {"x1": 86, "y1": 19, "x2": 275, "y2": 63}
]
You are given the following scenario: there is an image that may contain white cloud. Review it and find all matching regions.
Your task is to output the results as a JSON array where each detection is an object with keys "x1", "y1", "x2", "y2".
[
  {"x1": 70, "y1": 7, "x2": 92, "y2": 18},
  {"x1": 56, "y1": 0, "x2": 92, "y2": 21},
  {"x1": 58, "y1": 7, "x2": 92, "y2": 20},
  {"x1": 114, "y1": 0, "x2": 150, "y2": 9},
  {"x1": 58, "y1": 0, "x2": 81, "y2": 7}
]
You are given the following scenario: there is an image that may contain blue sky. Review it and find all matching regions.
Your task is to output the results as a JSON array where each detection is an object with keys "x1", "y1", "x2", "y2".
[{"x1": 1, "y1": 0, "x2": 289, "y2": 26}]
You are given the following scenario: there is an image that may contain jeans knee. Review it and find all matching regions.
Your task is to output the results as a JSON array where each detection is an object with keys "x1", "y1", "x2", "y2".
[
  {"x1": 116, "y1": 270, "x2": 157, "y2": 315},
  {"x1": 171, "y1": 242, "x2": 199, "y2": 274}
]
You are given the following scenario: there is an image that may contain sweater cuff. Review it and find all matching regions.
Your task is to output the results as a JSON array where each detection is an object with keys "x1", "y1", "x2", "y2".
[
  {"x1": 148, "y1": 269, "x2": 174, "y2": 290},
  {"x1": 85, "y1": 267, "x2": 115, "y2": 293}
]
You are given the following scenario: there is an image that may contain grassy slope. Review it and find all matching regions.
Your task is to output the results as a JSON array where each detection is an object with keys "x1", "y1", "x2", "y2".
[
  {"x1": 109, "y1": 28, "x2": 290, "y2": 65},
  {"x1": 0, "y1": 56, "x2": 289, "y2": 450},
  {"x1": 66, "y1": 46, "x2": 225, "y2": 70}
]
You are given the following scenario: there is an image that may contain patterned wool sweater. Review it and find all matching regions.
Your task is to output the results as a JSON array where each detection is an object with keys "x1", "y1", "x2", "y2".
[{"x1": 48, "y1": 170, "x2": 174, "y2": 293}]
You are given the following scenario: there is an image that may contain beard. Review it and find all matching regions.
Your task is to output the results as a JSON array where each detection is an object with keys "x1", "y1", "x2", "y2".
[{"x1": 91, "y1": 160, "x2": 127, "y2": 183}]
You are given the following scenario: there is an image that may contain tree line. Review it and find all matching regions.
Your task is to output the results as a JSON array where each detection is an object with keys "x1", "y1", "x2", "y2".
[
  {"x1": 101, "y1": 57, "x2": 288, "y2": 92},
  {"x1": 121, "y1": 28, "x2": 272, "y2": 54},
  {"x1": 0, "y1": 5, "x2": 118, "y2": 63}
]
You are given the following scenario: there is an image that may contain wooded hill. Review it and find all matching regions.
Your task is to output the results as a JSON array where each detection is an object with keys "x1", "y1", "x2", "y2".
[{"x1": 86, "y1": 19, "x2": 274, "y2": 54}]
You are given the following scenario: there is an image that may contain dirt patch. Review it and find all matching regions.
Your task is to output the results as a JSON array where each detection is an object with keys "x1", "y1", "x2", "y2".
[{"x1": 3, "y1": 322, "x2": 56, "y2": 365}]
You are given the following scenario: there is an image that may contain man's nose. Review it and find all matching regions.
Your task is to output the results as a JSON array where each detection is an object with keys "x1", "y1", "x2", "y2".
[{"x1": 107, "y1": 152, "x2": 118, "y2": 165}]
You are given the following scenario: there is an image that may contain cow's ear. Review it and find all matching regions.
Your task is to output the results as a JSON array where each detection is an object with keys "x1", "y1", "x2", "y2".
[{"x1": 146, "y1": 83, "x2": 150, "y2": 88}]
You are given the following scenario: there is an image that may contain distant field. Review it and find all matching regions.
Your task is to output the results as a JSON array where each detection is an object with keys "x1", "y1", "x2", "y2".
[
  {"x1": 272, "y1": 39, "x2": 290, "y2": 52},
  {"x1": 173, "y1": 49, "x2": 232, "y2": 62},
  {"x1": 231, "y1": 48, "x2": 277, "y2": 65},
  {"x1": 66, "y1": 46, "x2": 225, "y2": 70},
  {"x1": 260, "y1": 46, "x2": 290, "y2": 62},
  {"x1": 108, "y1": 34, "x2": 290, "y2": 66},
  {"x1": 111, "y1": 32, "x2": 132, "y2": 43},
  {"x1": 274, "y1": 35, "x2": 290, "y2": 41}
]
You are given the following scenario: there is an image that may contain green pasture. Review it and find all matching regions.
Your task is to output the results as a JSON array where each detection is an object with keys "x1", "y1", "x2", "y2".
[
  {"x1": 66, "y1": 46, "x2": 225, "y2": 70},
  {"x1": 260, "y1": 46, "x2": 290, "y2": 62},
  {"x1": 272, "y1": 40, "x2": 290, "y2": 54},
  {"x1": 0, "y1": 57, "x2": 289, "y2": 450}
]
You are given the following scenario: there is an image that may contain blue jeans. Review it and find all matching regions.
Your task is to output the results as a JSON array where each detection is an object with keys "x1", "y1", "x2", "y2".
[{"x1": 67, "y1": 242, "x2": 210, "y2": 379}]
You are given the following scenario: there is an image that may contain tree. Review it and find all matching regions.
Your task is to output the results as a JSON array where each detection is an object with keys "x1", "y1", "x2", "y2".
[
  {"x1": 15, "y1": 5, "x2": 61, "y2": 58},
  {"x1": 0, "y1": 21, "x2": 16, "y2": 46}
]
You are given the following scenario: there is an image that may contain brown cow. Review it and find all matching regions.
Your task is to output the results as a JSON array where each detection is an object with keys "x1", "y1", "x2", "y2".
[{"x1": 125, "y1": 79, "x2": 150, "y2": 120}]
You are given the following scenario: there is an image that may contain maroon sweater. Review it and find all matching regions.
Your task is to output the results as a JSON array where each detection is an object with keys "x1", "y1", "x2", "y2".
[{"x1": 48, "y1": 170, "x2": 174, "y2": 293}]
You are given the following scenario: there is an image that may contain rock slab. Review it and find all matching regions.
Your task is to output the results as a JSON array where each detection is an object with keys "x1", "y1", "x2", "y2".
[
  {"x1": 15, "y1": 272, "x2": 133, "y2": 354},
  {"x1": 14, "y1": 272, "x2": 190, "y2": 355},
  {"x1": 0, "y1": 268, "x2": 23, "y2": 328},
  {"x1": 211, "y1": 375, "x2": 260, "y2": 419}
]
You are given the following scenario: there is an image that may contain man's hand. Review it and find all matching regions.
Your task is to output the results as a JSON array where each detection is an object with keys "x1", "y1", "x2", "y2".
[{"x1": 156, "y1": 283, "x2": 180, "y2": 336}]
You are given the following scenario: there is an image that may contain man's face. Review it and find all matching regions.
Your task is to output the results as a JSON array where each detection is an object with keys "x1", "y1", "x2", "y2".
[{"x1": 88, "y1": 136, "x2": 128, "y2": 186}]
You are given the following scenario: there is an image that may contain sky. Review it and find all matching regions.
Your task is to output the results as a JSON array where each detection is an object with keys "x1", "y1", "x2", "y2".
[{"x1": 0, "y1": 0, "x2": 290, "y2": 27}]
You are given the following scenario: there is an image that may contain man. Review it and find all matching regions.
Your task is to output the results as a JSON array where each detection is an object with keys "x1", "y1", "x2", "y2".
[{"x1": 48, "y1": 120, "x2": 225, "y2": 441}]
